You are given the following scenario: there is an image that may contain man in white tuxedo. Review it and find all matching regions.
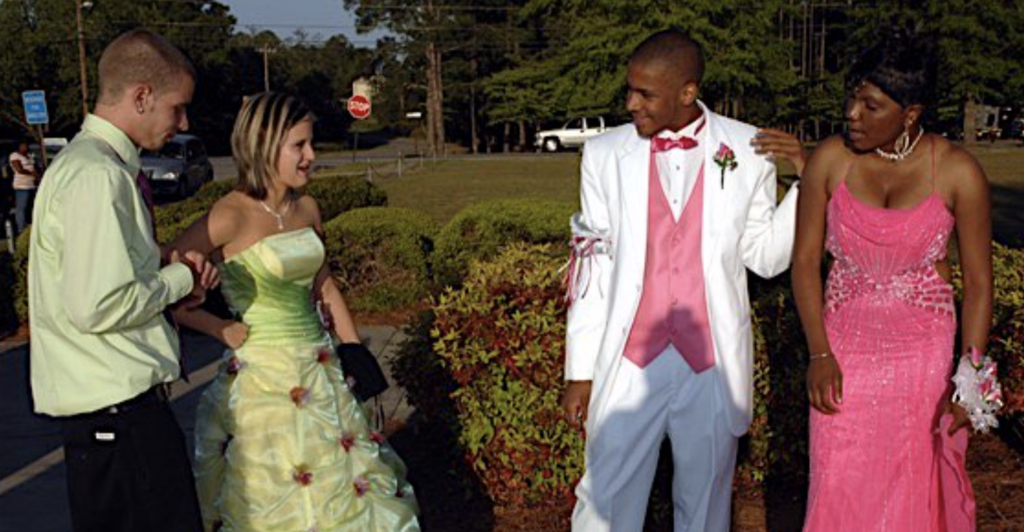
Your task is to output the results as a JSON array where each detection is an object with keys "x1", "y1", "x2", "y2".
[{"x1": 561, "y1": 30, "x2": 801, "y2": 532}]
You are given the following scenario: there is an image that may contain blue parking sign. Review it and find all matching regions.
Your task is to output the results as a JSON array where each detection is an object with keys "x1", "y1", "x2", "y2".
[{"x1": 22, "y1": 90, "x2": 49, "y2": 125}]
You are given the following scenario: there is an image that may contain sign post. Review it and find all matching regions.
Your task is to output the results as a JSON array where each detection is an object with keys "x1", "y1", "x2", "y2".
[
  {"x1": 347, "y1": 94, "x2": 372, "y2": 161},
  {"x1": 22, "y1": 90, "x2": 50, "y2": 169}
]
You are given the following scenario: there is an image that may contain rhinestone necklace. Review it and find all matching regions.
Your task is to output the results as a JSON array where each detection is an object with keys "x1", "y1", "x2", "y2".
[{"x1": 259, "y1": 199, "x2": 291, "y2": 230}]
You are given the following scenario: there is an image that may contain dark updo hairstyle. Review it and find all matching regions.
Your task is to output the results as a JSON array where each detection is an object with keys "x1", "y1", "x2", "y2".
[{"x1": 848, "y1": 26, "x2": 937, "y2": 109}]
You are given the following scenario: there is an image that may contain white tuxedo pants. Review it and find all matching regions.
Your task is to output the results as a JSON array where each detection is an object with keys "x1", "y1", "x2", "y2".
[{"x1": 572, "y1": 346, "x2": 738, "y2": 532}]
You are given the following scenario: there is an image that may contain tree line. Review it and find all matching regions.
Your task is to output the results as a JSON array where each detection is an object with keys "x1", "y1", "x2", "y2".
[
  {"x1": 0, "y1": 0, "x2": 374, "y2": 154},
  {"x1": 2, "y1": 0, "x2": 1022, "y2": 156},
  {"x1": 351, "y1": 0, "x2": 1024, "y2": 153}
]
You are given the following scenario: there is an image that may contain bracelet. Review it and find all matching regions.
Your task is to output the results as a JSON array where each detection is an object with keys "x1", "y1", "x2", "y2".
[{"x1": 809, "y1": 352, "x2": 831, "y2": 361}]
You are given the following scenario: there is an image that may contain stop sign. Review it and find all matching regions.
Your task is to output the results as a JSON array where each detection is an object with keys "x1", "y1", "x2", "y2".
[{"x1": 347, "y1": 94, "x2": 371, "y2": 120}]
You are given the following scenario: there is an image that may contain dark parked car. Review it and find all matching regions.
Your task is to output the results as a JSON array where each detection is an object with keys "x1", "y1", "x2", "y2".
[{"x1": 141, "y1": 134, "x2": 214, "y2": 199}]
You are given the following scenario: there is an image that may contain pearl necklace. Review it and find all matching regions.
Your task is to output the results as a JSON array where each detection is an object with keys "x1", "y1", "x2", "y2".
[
  {"x1": 259, "y1": 199, "x2": 290, "y2": 230},
  {"x1": 875, "y1": 127, "x2": 924, "y2": 163}
]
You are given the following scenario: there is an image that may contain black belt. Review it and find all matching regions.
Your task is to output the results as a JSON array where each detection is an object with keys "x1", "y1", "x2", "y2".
[{"x1": 100, "y1": 384, "x2": 171, "y2": 415}]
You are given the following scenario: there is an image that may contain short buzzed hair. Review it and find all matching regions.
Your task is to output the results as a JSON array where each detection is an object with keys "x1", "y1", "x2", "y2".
[
  {"x1": 97, "y1": 29, "x2": 196, "y2": 105},
  {"x1": 629, "y1": 30, "x2": 705, "y2": 84}
]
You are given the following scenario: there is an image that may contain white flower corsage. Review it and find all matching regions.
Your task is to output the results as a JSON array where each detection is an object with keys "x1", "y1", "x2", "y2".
[
  {"x1": 951, "y1": 346, "x2": 1004, "y2": 433},
  {"x1": 561, "y1": 212, "x2": 612, "y2": 305}
]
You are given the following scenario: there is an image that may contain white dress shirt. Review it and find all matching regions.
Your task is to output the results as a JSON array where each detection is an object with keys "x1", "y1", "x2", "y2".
[{"x1": 654, "y1": 114, "x2": 706, "y2": 221}]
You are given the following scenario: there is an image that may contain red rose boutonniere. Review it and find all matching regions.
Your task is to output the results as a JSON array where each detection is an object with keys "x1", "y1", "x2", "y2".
[{"x1": 713, "y1": 143, "x2": 738, "y2": 189}]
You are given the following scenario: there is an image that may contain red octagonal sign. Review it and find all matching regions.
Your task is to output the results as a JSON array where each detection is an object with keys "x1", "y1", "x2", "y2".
[{"x1": 347, "y1": 94, "x2": 371, "y2": 120}]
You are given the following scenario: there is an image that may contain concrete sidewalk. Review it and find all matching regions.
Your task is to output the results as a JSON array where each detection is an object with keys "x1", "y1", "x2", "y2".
[{"x1": 0, "y1": 324, "x2": 412, "y2": 532}]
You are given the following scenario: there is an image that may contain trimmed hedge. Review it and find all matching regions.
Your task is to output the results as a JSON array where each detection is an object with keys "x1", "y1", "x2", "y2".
[
  {"x1": 13, "y1": 229, "x2": 30, "y2": 324},
  {"x1": 984, "y1": 243, "x2": 1024, "y2": 416},
  {"x1": 0, "y1": 251, "x2": 16, "y2": 335},
  {"x1": 8, "y1": 175, "x2": 387, "y2": 327},
  {"x1": 408, "y1": 242, "x2": 808, "y2": 506},
  {"x1": 155, "y1": 175, "x2": 386, "y2": 244},
  {"x1": 323, "y1": 207, "x2": 438, "y2": 312},
  {"x1": 154, "y1": 179, "x2": 235, "y2": 241},
  {"x1": 433, "y1": 199, "x2": 576, "y2": 288},
  {"x1": 306, "y1": 175, "x2": 387, "y2": 221},
  {"x1": 743, "y1": 276, "x2": 809, "y2": 489},
  {"x1": 430, "y1": 243, "x2": 582, "y2": 506},
  {"x1": 395, "y1": 237, "x2": 1024, "y2": 508}
]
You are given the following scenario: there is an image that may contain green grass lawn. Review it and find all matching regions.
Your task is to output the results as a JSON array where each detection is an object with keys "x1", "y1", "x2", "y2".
[
  {"x1": 365, "y1": 156, "x2": 583, "y2": 223},
  {"x1": 333, "y1": 154, "x2": 804, "y2": 224},
  {"x1": 315, "y1": 144, "x2": 1022, "y2": 244}
]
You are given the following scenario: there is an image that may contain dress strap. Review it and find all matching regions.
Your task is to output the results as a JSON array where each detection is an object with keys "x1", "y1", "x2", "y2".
[
  {"x1": 837, "y1": 152, "x2": 856, "y2": 191},
  {"x1": 929, "y1": 135, "x2": 938, "y2": 192}
]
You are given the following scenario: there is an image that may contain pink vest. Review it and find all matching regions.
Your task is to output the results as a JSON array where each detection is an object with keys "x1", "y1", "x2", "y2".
[{"x1": 622, "y1": 151, "x2": 715, "y2": 372}]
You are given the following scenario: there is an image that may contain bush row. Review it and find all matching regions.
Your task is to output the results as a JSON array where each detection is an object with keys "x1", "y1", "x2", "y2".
[
  {"x1": 323, "y1": 207, "x2": 439, "y2": 313},
  {"x1": 318, "y1": 198, "x2": 575, "y2": 314},
  {"x1": 432, "y1": 199, "x2": 577, "y2": 287},
  {"x1": 392, "y1": 239, "x2": 1024, "y2": 508},
  {"x1": 155, "y1": 175, "x2": 387, "y2": 244},
  {"x1": 7, "y1": 174, "x2": 390, "y2": 325},
  {"x1": 6, "y1": 193, "x2": 576, "y2": 326},
  {"x1": 984, "y1": 243, "x2": 1024, "y2": 417},
  {"x1": 0, "y1": 251, "x2": 17, "y2": 335},
  {"x1": 12, "y1": 230, "x2": 30, "y2": 324}
]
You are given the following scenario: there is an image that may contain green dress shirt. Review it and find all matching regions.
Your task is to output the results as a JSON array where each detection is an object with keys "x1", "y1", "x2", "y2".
[{"x1": 29, "y1": 114, "x2": 194, "y2": 416}]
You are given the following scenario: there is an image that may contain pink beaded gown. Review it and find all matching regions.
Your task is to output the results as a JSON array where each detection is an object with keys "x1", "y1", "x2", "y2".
[{"x1": 803, "y1": 148, "x2": 975, "y2": 531}]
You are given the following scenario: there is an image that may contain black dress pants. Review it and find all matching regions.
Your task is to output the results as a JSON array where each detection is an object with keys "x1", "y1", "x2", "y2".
[{"x1": 60, "y1": 396, "x2": 202, "y2": 532}]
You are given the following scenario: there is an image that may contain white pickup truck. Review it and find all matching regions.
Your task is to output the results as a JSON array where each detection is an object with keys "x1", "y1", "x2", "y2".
[{"x1": 535, "y1": 116, "x2": 609, "y2": 152}]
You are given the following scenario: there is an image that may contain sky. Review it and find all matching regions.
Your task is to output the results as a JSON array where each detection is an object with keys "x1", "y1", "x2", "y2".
[{"x1": 221, "y1": 0, "x2": 389, "y2": 48}]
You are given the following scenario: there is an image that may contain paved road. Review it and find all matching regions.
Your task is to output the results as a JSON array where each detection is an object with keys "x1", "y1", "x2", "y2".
[{"x1": 0, "y1": 326, "x2": 409, "y2": 532}]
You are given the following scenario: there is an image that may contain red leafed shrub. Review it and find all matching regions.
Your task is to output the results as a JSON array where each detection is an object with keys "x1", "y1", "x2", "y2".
[{"x1": 430, "y1": 243, "x2": 584, "y2": 507}]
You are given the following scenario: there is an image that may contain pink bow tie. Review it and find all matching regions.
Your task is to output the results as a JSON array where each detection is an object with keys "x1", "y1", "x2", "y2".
[
  {"x1": 651, "y1": 136, "x2": 698, "y2": 152},
  {"x1": 651, "y1": 116, "x2": 706, "y2": 152}
]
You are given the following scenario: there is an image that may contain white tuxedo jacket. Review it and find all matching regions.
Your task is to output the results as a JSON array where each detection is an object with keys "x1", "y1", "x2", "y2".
[{"x1": 566, "y1": 101, "x2": 799, "y2": 437}]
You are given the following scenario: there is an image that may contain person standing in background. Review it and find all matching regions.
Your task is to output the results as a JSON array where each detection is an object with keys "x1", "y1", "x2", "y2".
[{"x1": 9, "y1": 139, "x2": 38, "y2": 233}]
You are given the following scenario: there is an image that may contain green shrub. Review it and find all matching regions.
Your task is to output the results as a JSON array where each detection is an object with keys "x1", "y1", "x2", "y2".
[
  {"x1": 306, "y1": 175, "x2": 387, "y2": 221},
  {"x1": 8, "y1": 176, "x2": 388, "y2": 327},
  {"x1": 153, "y1": 175, "x2": 385, "y2": 245},
  {"x1": 0, "y1": 251, "x2": 16, "y2": 335},
  {"x1": 323, "y1": 207, "x2": 438, "y2": 312},
  {"x1": 158, "y1": 211, "x2": 206, "y2": 246},
  {"x1": 414, "y1": 242, "x2": 807, "y2": 504},
  {"x1": 396, "y1": 240, "x2": 1024, "y2": 505},
  {"x1": 743, "y1": 276, "x2": 809, "y2": 489},
  {"x1": 433, "y1": 199, "x2": 575, "y2": 287},
  {"x1": 154, "y1": 180, "x2": 234, "y2": 243},
  {"x1": 430, "y1": 243, "x2": 582, "y2": 507},
  {"x1": 986, "y1": 244, "x2": 1024, "y2": 416},
  {"x1": 13, "y1": 228, "x2": 31, "y2": 324}
]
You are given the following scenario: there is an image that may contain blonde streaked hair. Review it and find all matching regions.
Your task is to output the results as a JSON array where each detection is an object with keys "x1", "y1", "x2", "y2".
[
  {"x1": 97, "y1": 29, "x2": 195, "y2": 105},
  {"x1": 231, "y1": 92, "x2": 314, "y2": 199}
]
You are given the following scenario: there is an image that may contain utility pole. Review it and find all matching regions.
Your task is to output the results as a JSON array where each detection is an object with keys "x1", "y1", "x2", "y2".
[
  {"x1": 259, "y1": 45, "x2": 276, "y2": 92},
  {"x1": 75, "y1": 0, "x2": 90, "y2": 118}
]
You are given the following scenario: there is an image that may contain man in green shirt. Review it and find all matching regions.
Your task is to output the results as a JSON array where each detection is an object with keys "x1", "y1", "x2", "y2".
[{"x1": 29, "y1": 29, "x2": 214, "y2": 532}]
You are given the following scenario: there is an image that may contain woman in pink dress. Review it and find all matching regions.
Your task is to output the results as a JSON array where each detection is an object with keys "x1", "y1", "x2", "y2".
[{"x1": 791, "y1": 34, "x2": 992, "y2": 531}]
